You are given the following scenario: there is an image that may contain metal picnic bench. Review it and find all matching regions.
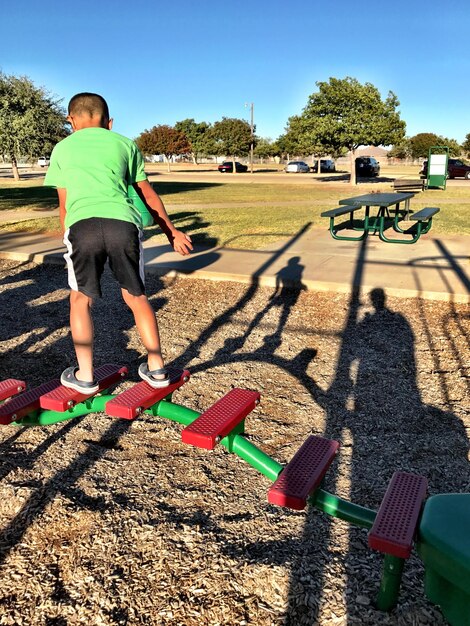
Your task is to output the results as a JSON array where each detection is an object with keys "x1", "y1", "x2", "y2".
[
  {"x1": 392, "y1": 178, "x2": 426, "y2": 192},
  {"x1": 321, "y1": 192, "x2": 439, "y2": 244}
]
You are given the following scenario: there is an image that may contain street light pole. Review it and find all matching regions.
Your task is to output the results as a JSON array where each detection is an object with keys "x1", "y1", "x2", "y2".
[
  {"x1": 250, "y1": 102, "x2": 254, "y2": 174},
  {"x1": 245, "y1": 102, "x2": 254, "y2": 174}
]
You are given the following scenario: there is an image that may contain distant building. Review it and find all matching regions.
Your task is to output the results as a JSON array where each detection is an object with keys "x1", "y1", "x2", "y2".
[{"x1": 353, "y1": 146, "x2": 390, "y2": 159}]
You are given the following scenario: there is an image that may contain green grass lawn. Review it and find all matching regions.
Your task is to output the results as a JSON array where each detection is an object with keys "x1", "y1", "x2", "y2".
[{"x1": 1, "y1": 174, "x2": 468, "y2": 249}]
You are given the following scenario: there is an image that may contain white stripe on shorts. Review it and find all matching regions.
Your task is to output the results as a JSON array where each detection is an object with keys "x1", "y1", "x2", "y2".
[
  {"x1": 138, "y1": 228, "x2": 145, "y2": 287},
  {"x1": 63, "y1": 229, "x2": 79, "y2": 291}
]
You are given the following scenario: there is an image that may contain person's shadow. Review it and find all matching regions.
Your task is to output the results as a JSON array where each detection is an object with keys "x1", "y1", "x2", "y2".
[
  {"x1": 212, "y1": 256, "x2": 306, "y2": 358},
  {"x1": 283, "y1": 287, "x2": 470, "y2": 624},
  {"x1": 264, "y1": 256, "x2": 306, "y2": 349}
]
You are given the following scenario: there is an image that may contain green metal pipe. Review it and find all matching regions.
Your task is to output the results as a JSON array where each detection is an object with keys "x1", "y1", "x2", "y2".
[
  {"x1": 156, "y1": 401, "x2": 282, "y2": 481},
  {"x1": 155, "y1": 403, "x2": 377, "y2": 516},
  {"x1": 230, "y1": 435, "x2": 283, "y2": 481},
  {"x1": 15, "y1": 395, "x2": 114, "y2": 427},
  {"x1": 311, "y1": 489, "x2": 376, "y2": 529},
  {"x1": 13, "y1": 396, "x2": 376, "y2": 533},
  {"x1": 154, "y1": 400, "x2": 199, "y2": 425}
]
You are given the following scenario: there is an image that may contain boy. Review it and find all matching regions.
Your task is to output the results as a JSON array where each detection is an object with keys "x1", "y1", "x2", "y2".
[{"x1": 44, "y1": 92, "x2": 193, "y2": 393}]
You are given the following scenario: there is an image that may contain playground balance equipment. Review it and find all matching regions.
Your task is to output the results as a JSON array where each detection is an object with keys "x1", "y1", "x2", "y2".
[{"x1": 0, "y1": 364, "x2": 468, "y2": 626}]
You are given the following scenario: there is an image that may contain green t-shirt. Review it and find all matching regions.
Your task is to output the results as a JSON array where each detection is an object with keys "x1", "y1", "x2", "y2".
[{"x1": 44, "y1": 127, "x2": 147, "y2": 229}]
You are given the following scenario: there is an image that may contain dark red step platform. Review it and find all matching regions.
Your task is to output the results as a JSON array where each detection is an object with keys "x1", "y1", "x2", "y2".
[
  {"x1": 181, "y1": 388, "x2": 260, "y2": 449},
  {"x1": 0, "y1": 379, "x2": 26, "y2": 402},
  {"x1": 368, "y1": 471, "x2": 427, "y2": 559},
  {"x1": 39, "y1": 364, "x2": 128, "y2": 411},
  {"x1": 0, "y1": 379, "x2": 61, "y2": 425},
  {"x1": 105, "y1": 368, "x2": 190, "y2": 420},
  {"x1": 268, "y1": 435, "x2": 340, "y2": 510}
]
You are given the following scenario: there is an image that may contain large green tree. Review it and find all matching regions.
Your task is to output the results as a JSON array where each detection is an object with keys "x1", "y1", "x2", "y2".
[
  {"x1": 463, "y1": 133, "x2": 470, "y2": 157},
  {"x1": 409, "y1": 133, "x2": 461, "y2": 159},
  {"x1": 281, "y1": 114, "x2": 337, "y2": 168},
  {"x1": 174, "y1": 118, "x2": 215, "y2": 164},
  {"x1": 409, "y1": 133, "x2": 441, "y2": 159},
  {"x1": 295, "y1": 77, "x2": 406, "y2": 184},
  {"x1": 0, "y1": 72, "x2": 68, "y2": 180},
  {"x1": 210, "y1": 117, "x2": 253, "y2": 174},
  {"x1": 135, "y1": 125, "x2": 191, "y2": 172}
]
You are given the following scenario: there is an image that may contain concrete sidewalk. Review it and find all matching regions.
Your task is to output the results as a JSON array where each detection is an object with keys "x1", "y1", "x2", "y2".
[{"x1": 0, "y1": 226, "x2": 469, "y2": 302}]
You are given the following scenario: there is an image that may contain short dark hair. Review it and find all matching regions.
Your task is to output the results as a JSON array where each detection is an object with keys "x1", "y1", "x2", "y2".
[{"x1": 68, "y1": 93, "x2": 110, "y2": 120}]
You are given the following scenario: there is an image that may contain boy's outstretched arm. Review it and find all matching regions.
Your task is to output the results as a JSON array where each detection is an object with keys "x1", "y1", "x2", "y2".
[
  {"x1": 133, "y1": 180, "x2": 193, "y2": 256},
  {"x1": 57, "y1": 188, "x2": 67, "y2": 233}
]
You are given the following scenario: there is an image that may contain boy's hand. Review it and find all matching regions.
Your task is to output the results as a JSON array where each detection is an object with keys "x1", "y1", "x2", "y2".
[
  {"x1": 133, "y1": 181, "x2": 193, "y2": 256},
  {"x1": 170, "y1": 229, "x2": 193, "y2": 256}
]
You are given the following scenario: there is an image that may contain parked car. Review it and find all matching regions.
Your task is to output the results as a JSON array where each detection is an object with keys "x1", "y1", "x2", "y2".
[
  {"x1": 312, "y1": 159, "x2": 335, "y2": 173},
  {"x1": 355, "y1": 156, "x2": 380, "y2": 177},
  {"x1": 420, "y1": 158, "x2": 470, "y2": 180},
  {"x1": 285, "y1": 161, "x2": 310, "y2": 173},
  {"x1": 218, "y1": 161, "x2": 248, "y2": 173},
  {"x1": 37, "y1": 156, "x2": 50, "y2": 167}
]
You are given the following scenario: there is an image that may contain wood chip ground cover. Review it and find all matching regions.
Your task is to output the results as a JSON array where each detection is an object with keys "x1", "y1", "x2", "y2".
[{"x1": 0, "y1": 259, "x2": 468, "y2": 626}]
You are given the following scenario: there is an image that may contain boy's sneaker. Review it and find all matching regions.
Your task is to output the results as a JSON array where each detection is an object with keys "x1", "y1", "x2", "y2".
[
  {"x1": 138, "y1": 363, "x2": 170, "y2": 389},
  {"x1": 60, "y1": 367, "x2": 99, "y2": 395}
]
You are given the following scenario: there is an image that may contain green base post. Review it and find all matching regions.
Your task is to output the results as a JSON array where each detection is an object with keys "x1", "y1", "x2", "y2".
[{"x1": 375, "y1": 554, "x2": 405, "y2": 611}]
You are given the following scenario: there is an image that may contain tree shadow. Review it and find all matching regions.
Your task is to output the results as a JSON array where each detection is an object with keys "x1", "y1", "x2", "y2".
[
  {"x1": 0, "y1": 185, "x2": 58, "y2": 210},
  {"x1": 150, "y1": 181, "x2": 223, "y2": 196}
]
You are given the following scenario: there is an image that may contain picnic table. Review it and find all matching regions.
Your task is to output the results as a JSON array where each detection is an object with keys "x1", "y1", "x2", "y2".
[{"x1": 321, "y1": 192, "x2": 439, "y2": 244}]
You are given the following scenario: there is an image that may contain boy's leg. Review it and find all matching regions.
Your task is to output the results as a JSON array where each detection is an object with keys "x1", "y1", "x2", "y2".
[
  {"x1": 63, "y1": 218, "x2": 106, "y2": 386},
  {"x1": 70, "y1": 290, "x2": 95, "y2": 382},
  {"x1": 121, "y1": 289, "x2": 167, "y2": 380},
  {"x1": 103, "y1": 219, "x2": 169, "y2": 386}
]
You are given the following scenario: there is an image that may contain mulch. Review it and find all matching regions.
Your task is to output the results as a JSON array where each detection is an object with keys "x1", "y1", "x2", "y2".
[{"x1": 0, "y1": 259, "x2": 468, "y2": 626}]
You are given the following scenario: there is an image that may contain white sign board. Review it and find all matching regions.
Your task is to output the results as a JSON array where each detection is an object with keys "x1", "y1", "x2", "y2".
[{"x1": 429, "y1": 154, "x2": 447, "y2": 175}]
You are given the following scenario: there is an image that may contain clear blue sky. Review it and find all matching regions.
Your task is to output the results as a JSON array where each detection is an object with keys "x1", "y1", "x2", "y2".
[{"x1": 2, "y1": 0, "x2": 469, "y2": 144}]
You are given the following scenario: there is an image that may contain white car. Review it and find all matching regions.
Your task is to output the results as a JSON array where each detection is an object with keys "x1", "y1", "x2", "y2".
[
  {"x1": 37, "y1": 156, "x2": 50, "y2": 167},
  {"x1": 285, "y1": 161, "x2": 310, "y2": 173}
]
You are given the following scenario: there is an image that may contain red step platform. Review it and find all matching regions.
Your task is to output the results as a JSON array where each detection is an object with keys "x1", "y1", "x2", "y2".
[
  {"x1": 39, "y1": 364, "x2": 128, "y2": 411},
  {"x1": 0, "y1": 379, "x2": 26, "y2": 402},
  {"x1": 181, "y1": 388, "x2": 260, "y2": 450},
  {"x1": 105, "y1": 368, "x2": 190, "y2": 420},
  {"x1": 268, "y1": 435, "x2": 340, "y2": 510},
  {"x1": 368, "y1": 471, "x2": 428, "y2": 559},
  {"x1": 0, "y1": 379, "x2": 61, "y2": 425}
]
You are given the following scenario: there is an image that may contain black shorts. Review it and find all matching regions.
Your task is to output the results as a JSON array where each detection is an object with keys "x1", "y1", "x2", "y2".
[{"x1": 63, "y1": 218, "x2": 145, "y2": 299}]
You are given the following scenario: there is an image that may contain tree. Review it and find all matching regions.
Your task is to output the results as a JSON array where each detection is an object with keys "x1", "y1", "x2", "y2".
[
  {"x1": 389, "y1": 138, "x2": 412, "y2": 160},
  {"x1": 295, "y1": 77, "x2": 406, "y2": 184},
  {"x1": 135, "y1": 125, "x2": 191, "y2": 172},
  {"x1": 463, "y1": 133, "x2": 470, "y2": 158},
  {"x1": 282, "y1": 114, "x2": 336, "y2": 168},
  {"x1": 439, "y1": 136, "x2": 462, "y2": 157},
  {"x1": 174, "y1": 118, "x2": 215, "y2": 164},
  {"x1": 279, "y1": 116, "x2": 306, "y2": 158},
  {"x1": 409, "y1": 133, "x2": 441, "y2": 159},
  {"x1": 0, "y1": 72, "x2": 68, "y2": 180},
  {"x1": 253, "y1": 137, "x2": 278, "y2": 162},
  {"x1": 210, "y1": 117, "x2": 252, "y2": 174},
  {"x1": 409, "y1": 133, "x2": 461, "y2": 159}
]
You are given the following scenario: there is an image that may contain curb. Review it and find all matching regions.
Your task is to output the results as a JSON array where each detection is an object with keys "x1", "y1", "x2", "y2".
[{"x1": 3, "y1": 249, "x2": 467, "y2": 304}]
